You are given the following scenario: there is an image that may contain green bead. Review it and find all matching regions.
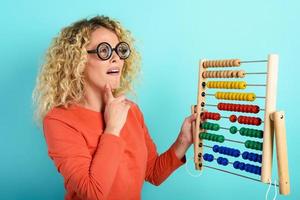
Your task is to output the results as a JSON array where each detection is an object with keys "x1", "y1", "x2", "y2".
[
  {"x1": 258, "y1": 142, "x2": 263, "y2": 150},
  {"x1": 213, "y1": 124, "x2": 219, "y2": 131},
  {"x1": 212, "y1": 134, "x2": 217, "y2": 141},
  {"x1": 249, "y1": 141, "x2": 254, "y2": 149},
  {"x1": 218, "y1": 135, "x2": 225, "y2": 143},
  {"x1": 253, "y1": 142, "x2": 258, "y2": 150},
  {"x1": 199, "y1": 133, "x2": 204, "y2": 139},
  {"x1": 206, "y1": 134, "x2": 210, "y2": 140},
  {"x1": 258, "y1": 131, "x2": 263, "y2": 138},
  {"x1": 205, "y1": 134, "x2": 209, "y2": 139},
  {"x1": 245, "y1": 140, "x2": 250, "y2": 148},
  {"x1": 244, "y1": 128, "x2": 249, "y2": 136},
  {"x1": 239, "y1": 127, "x2": 244, "y2": 135},
  {"x1": 230, "y1": 126, "x2": 238, "y2": 134},
  {"x1": 253, "y1": 131, "x2": 259, "y2": 138},
  {"x1": 249, "y1": 129, "x2": 255, "y2": 137}
]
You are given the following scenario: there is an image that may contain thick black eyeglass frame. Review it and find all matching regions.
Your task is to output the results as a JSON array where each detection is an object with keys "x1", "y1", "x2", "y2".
[{"x1": 87, "y1": 42, "x2": 131, "y2": 61}]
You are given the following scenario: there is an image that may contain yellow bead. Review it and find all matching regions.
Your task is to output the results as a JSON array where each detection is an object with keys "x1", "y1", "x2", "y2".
[
  {"x1": 248, "y1": 93, "x2": 256, "y2": 101},
  {"x1": 230, "y1": 93, "x2": 236, "y2": 100},
  {"x1": 239, "y1": 82, "x2": 246, "y2": 89}
]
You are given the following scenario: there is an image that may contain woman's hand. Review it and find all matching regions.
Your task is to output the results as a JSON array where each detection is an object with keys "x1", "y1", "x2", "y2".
[
  {"x1": 173, "y1": 113, "x2": 197, "y2": 160},
  {"x1": 103, "y1": 84, "x2": 131, "y2": 136}
]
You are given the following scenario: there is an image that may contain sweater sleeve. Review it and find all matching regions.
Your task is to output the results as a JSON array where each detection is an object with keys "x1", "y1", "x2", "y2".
[
  {"x1": 43, "y1": 117, "x2": 125, "y2": 200},
  {"x1": 133, "y1": 105, "x2": 186, "y2": 186}
]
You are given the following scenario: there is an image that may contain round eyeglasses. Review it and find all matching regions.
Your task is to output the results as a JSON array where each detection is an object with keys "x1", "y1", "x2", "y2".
[{"x1": 87, "y1": 42, "x2": 131, "y2": 61}]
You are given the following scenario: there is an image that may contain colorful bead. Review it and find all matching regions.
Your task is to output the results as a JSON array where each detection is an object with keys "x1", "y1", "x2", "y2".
[
  {"x1": 203, "y1": 153, "x2": 214, "y2": 162},
  {"x1": 229, "y1": 126, "x2": 238, "y2": 134},
  {"x1": 217, "y1": 103, "x2": 260, "y2": 113},
  {"x1": 229, "y1": 115, "x2": 237, "y2": 122}
]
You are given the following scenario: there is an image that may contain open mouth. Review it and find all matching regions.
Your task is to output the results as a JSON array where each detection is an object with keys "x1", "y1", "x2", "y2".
[{"x1": 106, "y1": 67, "x2": 120, "y2": 75}]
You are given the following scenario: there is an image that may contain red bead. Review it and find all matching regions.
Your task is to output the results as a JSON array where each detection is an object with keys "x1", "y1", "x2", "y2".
[
  {"x1": 236, "y1": 104, "x2": 241, "y2": 112},
  {"x1": 254, "y1": 118, "x2": 262, "y2": 126},
  {"x1": 246, "y1": 106, "x2": 251, "y2": 112},
  {"x1": 254, "y1": 106, "x2": 259, "y2": 113},
  {"x1": 229, "y1": 115, "x2": 237, "y2": 122},
  {"x1": 238, "y1": 116, "x2": 243, "y2": 123}
]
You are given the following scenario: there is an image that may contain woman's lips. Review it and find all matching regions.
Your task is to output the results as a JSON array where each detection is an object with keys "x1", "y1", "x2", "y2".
[{"x1": 107, "y1": 72, "x2": 120, "y2": 76}]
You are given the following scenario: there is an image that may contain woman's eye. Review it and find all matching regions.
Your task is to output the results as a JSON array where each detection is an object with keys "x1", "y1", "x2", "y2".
[{"x1": 100, "y1": 48, "x2": 108, "y2": 53}]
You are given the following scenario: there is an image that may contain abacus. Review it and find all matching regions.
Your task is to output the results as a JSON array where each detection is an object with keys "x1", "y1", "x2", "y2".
[{"x1": 191, "y1": 54, "x2": 290, "y2": 195}]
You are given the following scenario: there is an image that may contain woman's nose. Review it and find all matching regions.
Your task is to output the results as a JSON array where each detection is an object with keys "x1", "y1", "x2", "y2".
[{"x1": 110, "y1": 50, "x2": 120, "y2": 63}]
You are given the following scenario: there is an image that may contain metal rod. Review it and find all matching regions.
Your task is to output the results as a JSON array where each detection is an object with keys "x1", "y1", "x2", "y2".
[
  {"x1": 203, "y1": 144, "x2": 213, "y2": 149},
  {"x1": 206, "y1": 104, "x2": 217, "y2": 107},
  {"x1": 247, "y1": 84, "x2": 267, "y2": 87},
  {"x1": 240, "y1": 60, "x2": 268, "y2": 63},
  {"x1": 245, "y1": 72, "x2": 268, "y2": 75},
  {"x1": 220, "y1": 127, "x2": 230, "y2": 130},
  {"x1": 225, "y1": 138, "x2": 245, "y2": 144},
  {"x1": 203, "y1": 165, "x2": 279, "y2": 187},
  {"x1": 221, "y1": 116, "x2": 229, "y2": 119},
  {"x1": 256, "y1": 96, "x2": 266, "y2": 99}
]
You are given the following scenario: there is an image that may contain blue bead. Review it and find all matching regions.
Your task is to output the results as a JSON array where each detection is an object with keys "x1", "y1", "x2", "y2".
[
  {"x1": 209, "y1": 154, "x2": 214, "y2": 162},
  {"x1": 207, "y1": 154, "x2": 211, "y2": 161},
  {"x1": 217, "y1": 157, "x2": 223, "y2": 165},
  {"x1": 203, "y1": 154, "x2": 208, "y2": 161},
  {"x1": 219, "y1": 147, "x2": 224, "y2": 154},
  {"x1": 213, "y1": 145, "x2": 219, "y2": 153},
  {"x1": 233, "y1": 150, "x2": 241, "y2": 157},
  {"x1": 204, "y1": 153, "x2": 213, "y2": 161},
  {"x1": 238, "y1": 162, "x2": 245, "y2": 170},
  {"x1": 248, "y1": 153, "x2": 254, "y2": 161},
  {"x1": 233, "y1": 161, "x2": 240, "y2": 169},
  {"x1": 258, "y1": 155, "x2": 262, "y2": 163},
  {"x1": 245, "y1": 164, "x2": 251, "y2": 172},
  {"x1": 258, "y1": 167, "x2": 262, "y2": 175},
  {"x1": 242, "y1": 152, "x2": 249, "y2": 159},
  {"x1": 223, "y1": 158, "x2": 229, "y2": 166},
  {"x1": 249, "y1": 165, "x2": 254, "y2": 173},
  {"x1": 225, "y1": 148, "x2": 230, "y2": 155},
  {"x1": 253, "y1": 154, "x2": 258, "y2": 162},
  {"x1": 230, "y1": 149, "x2": 234, "y2": 156},
  {"x1": 254, "y1": 166, "x2": 260, "y2": 175}
]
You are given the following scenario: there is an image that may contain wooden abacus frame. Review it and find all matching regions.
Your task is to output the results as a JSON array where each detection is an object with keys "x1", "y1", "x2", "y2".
[{"x1": 191, "y1": 54, "x2": 290, "y2": 195}]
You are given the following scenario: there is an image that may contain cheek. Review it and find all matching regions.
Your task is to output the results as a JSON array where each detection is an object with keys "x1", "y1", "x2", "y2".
[{"x1": 85, "y1": 59, "x2": 108, "y2": 86}]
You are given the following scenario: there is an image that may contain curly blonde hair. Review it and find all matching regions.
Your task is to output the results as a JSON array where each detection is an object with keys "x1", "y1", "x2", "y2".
[{"x1": 32, "y1": 15, "x2": 141, "y2": 126}]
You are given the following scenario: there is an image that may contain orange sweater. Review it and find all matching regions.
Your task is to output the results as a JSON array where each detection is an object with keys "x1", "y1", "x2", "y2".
[{"x1": 43, "y1": 101, "x2": 185, "y2": 200}]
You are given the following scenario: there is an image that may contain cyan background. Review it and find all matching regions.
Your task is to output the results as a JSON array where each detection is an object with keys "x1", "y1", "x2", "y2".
[{"x1": 1, "y1": 0, "x2": 299, "y2": 199}]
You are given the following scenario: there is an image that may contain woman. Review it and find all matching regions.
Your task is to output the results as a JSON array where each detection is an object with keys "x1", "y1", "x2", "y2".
[{"x1": 32, "y1": 15, "x2": 197, "y2": 200}]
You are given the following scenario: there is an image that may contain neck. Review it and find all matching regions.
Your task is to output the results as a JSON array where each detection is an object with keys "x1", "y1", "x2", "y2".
[{"x1": 81, "y1": 83, "x2": 105, "y2": 113}]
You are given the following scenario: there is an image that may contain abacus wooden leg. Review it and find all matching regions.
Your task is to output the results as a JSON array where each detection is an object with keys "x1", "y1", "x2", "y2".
[
  {"x1": 191, "y1": 105, "x2": 203, "y2": 170},
  {"x1": 272, "y1": 111, "x2": 290, "y2": 195}
]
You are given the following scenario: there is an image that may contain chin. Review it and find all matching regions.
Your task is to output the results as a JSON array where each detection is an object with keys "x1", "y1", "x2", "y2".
[{"x1": 109, "y1": 80, "x2": 121, "y2": 90}]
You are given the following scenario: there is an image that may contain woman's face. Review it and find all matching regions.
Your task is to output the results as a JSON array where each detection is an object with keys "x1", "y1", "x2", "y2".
[{"x1": 84, "y1": 27, "x2": 124, "y2": 92}]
